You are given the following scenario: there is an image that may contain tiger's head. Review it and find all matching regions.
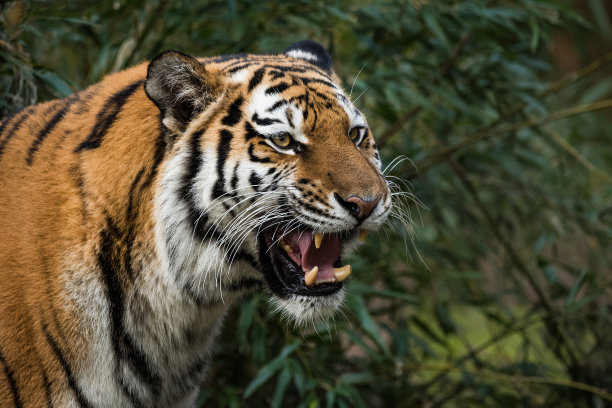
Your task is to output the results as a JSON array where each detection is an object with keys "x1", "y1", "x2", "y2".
[{"x1": 145, "y1": 41, "x2": 391, "y2": 324}]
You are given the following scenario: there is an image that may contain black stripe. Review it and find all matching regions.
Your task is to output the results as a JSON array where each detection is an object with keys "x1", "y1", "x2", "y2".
[
  {"x1": 98, "y1": 217, "x2": 161, "y2": 405},
  {"x1": 309, "y1": 87, "x2": 333, "y2": 102},
  {"x1": 310, "y1": 105, "x2": 318, "y2": 132},
  {"x1": 26, "y1": 98, "x2": 76, "y2": 165},
  {"x1": 300, "y1": 77, "x2": 337, "y2": 89},
  {"x1": 164, "y1": 354, "x2": 212, "y2": 403},
  {"x1": 0, "y1": 347, "x2": 22, "y2": 408},
  {"x1": 75, "y1": 81, "x2": 143, "y2": 152},
  {"x1": 148, "y1": 118, "x2": 168, "y2": 184},
  {"x1": 225, "y1": 61, "x2": 330, "y2": 78},
  {"x1": 42, "y1": 370, "x2": 53, "y2": 408},
  {"x1": 270, "y1": 70, "x2": 285, "y2": 80},
  {"x1": 211, "y1": 129, "x2": 233, "y2": 200},
  {"x1": 177, "y1": 129, "x2": 209, "y2": 274},
  {"x1": 41, "y1": 321, "x2": 92, "y2": 408},
  {"x1": 0, "y1": 107, "x2": 34, "y2": 161},
  {"x1": 122, "y1": 332, "x2": 159, "y2": 404},
  {"x1": 209, "y1": 53, "x2": 248, "y2": 64},
  {"x1": 252, "y1": 113, "x2": 281, "y2": 126},
  {"x1": 249, "y1": 171, "x2": 262, "y2": 191},
  {"x1": 98, "y1": 217, "x2": 161, "y2": 406},
  {"x1": 265, "y1": 83, "x2": 290, "y2": 95},
  {"x1": 228, "y1": 277, "x2": 263, "y2": 291},
  {"x1": 261, "y1": 64, "x2": 307, "y2": 74},
  {"x1": 123, "y1": 168, "x2": 145, "y2": 281},
  {"x1": 180, "y1": 129, "x2": 205, "y2": 202},
  {"x1": 227, "y1": 62, "x2": 254, "y2": 74},
  {"x1": 245, "y1": 122, "x2": 263, "y2": 141},
  {"x1": 296, "y1": 197, "x2": 341, "y2": 219},
  {"x1": 247, "y1": 144, "x2": 270, "y2": 163},
  {"x1": 230, "y1": 163, "x2": 239, "y2": 192},
  {"x1": 177, "y1": 127, "x2": 260, "y2": 298},
  {"x1": 266, "y1": 100, "x2": 288, "y2": 113},
  {"x1": 119, "y1": 376, "x2": 144, "y2": 408},
  {"x1": 285, "y1": 109, "x2": 294, "y2": 128},
  {"x1": 248, "y1": 68, "x2": 265, "y2": 91},
  {"x1": 223, "y1": 56, "x2": 266, "y2": 69},
  {"x1": 0, "y1": 111, "x2": 18, "y2": 139},
  {"x1": 288, "y1": 94, "x2": 308, "y2": 108},
  {"x1": 68, "y1": 165, "x2": 88, "y2": 227},
  {"x1": 221, "y1": 96, "x2": 244, "y2": 126}
]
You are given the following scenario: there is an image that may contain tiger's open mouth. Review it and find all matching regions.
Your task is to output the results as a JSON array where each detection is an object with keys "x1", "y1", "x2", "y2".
[{"x1": 258, "y1": 226, "x2": 362, "y2": 297}]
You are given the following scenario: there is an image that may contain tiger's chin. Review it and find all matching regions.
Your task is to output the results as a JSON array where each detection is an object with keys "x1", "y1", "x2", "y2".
[{"x1": 257, "y1": 225, "x2": 361, "y2": 325}]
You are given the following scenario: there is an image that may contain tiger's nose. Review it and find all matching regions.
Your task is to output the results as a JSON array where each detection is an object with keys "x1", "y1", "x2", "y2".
[{"x1": 335, "y1": 193, "x2": 382, "y2": 220}]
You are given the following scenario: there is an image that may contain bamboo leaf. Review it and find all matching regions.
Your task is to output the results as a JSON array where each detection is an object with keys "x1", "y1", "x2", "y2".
[{"x1": 243, "y1": 342, "x2": 300, "y2": 398}]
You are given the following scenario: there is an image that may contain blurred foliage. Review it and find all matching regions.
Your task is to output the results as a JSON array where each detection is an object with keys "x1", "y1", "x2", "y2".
[{"x1": 2, "y1": 0, "x2": 612, "y2": 406}]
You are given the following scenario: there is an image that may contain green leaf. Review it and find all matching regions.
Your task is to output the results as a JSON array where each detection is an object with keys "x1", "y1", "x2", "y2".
[
  {"x1": 341, "y1": 328, "x2": 381, "y2": 360},
  {"x1": 339, "y1": 371, "x2": 375, "y2": 385},
  {"x1": 422, "y1": 9, "x2": 451, "y2": 51},
  {"x1": 565, "y1": 270, "x2": 589, "y2": 309},
  {"x1": 237, "y1": 296, "x2": 259, "y2": 346},
  {"x1": 346, "y1": 294, "x2": 390, "y2": 356},
  {"x1": 411, "y1": 315, "x2": 447, "y2": 347},
  {"x1": 288, "y1": 358, "x2": 306, "y2": 396},
  {"x1": 35, "y1": 70, "x2": 73, "y2": 97},
  {"x1": 348, "y1": 281, "x2": 418, "y2": 304},
  {"x1": 271, "y1": 362, "x2": 292, "y2": 408},
  {"x1": 528, "y1": 16, "x2": 540, "y2": 52},
  {"x1": 243, "y1": 342, "x2": 300, "y2": 398},
  {"x1": 326, "y1": 390, "x2": 336, "y2": 408}
]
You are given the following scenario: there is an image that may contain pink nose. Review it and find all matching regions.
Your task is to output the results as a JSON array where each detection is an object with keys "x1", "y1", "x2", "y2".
[{"x1": 336, "y1": 194, "x2": 382, "y2": 220}]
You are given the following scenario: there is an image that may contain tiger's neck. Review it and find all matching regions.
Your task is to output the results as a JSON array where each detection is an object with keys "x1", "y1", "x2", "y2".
[{"x1": 65, "y1": 153, "x2": 260, "y2": 407}]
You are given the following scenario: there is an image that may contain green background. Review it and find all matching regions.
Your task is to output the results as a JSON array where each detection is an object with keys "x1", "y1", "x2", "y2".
[{"x1": 2, "y1": 0, "x2": 611, "y2": 406}]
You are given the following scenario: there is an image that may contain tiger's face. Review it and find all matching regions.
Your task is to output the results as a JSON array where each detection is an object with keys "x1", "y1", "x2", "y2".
[{"x1": 146, "y1": 41, "x2": 391, "y2": 323}]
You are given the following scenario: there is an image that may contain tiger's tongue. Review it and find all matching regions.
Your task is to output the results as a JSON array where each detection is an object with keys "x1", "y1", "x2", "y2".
[{"x1": 287, "y1": 232, "x2": 342, "y2": 280}]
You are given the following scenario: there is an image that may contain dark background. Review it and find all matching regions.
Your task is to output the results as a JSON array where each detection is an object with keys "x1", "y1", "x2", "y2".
[{"x1": 1, "y1": 1, "x2": 611, "y2": 406}]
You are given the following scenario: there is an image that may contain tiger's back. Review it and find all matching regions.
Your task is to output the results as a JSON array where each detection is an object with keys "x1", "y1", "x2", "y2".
[
  {"x1": 0, "y1": 41, "x2": 392, "y2": 407},
  {"x1": 0, "y1": 63, "x2": 164, "y2": 406}
]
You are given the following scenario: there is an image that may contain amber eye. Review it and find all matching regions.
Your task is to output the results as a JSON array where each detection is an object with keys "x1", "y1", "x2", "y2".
[
  {"x1": 271, "y1": 132, "x2": 292, "y2": 148},
  {"x1": 348, "y1": 127, "x2": 364, "y2": 143}
]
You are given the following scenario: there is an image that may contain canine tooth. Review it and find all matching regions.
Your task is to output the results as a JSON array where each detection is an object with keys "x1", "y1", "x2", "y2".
[
  {"x1": 359, "y1": 229, "x2": 368, "y2": 242},
  {"x1": 304, "y1": 266, "x2": 319, "y2": 287},
  {"x1": 333, "y1": 265, "x2": 352, "y2": 282},
  {"x1": 314, "y1": 232, "x2": 323, "y2": 249},
  {"x1": 278, "y1": 237, "x2": 292, "y2": 253}
]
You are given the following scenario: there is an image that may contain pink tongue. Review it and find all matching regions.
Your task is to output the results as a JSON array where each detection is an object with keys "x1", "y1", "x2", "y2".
[{"x1": 296, "y1": 232, "x2": 342, "y2": 280}]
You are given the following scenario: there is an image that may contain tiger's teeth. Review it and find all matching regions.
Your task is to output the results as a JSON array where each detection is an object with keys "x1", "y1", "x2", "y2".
[
  {"x1": 333, "y1": 265, "x2": 352, "y2": 282},
  {"x1": 359, "y1": 229, "x2": 368, "y2": 242},
  {"x1": 314, "y1": 232, "x2": 323, "y2": 249},
  {"x1": 279, "y1": 238, "x2": 292, "y2": 253},
  {"x1": 304, "y1": 266, "x2": 319, "y2": 287},
  {"x1": 315, "y1": 278, "x2": 336, "y2": 285}
]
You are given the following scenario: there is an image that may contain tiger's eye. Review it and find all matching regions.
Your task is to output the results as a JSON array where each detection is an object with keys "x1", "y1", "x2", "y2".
[
  {"x1": 348, "y1": 127, "x2": 361, "y2": 142},
  {"x1": 273, "y1": 133, "x2": 292, "y2": 147}
]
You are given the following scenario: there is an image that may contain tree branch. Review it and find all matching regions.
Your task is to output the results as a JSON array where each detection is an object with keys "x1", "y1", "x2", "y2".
[{"x1": 405, "y1": 98, "x2": 612, "y2": 179}]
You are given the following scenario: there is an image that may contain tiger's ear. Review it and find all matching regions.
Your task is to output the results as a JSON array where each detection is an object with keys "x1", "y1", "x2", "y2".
[
  {"x1": 145, "y1": 51, "x2": 224, "y2": 134},
  {"x1": 283, "y1": 40, "x2": 334, "y2": 74}
]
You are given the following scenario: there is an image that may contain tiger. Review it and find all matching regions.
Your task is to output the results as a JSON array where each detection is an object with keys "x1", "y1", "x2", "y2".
[{"x1": 0, "y1": 40, "x2": 391, "y2": 407}]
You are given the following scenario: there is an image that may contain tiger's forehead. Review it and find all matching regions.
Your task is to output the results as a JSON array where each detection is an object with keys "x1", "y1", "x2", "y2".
[{"x1": 204, "y1": 54, "x2": 365, "y2": 138}]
